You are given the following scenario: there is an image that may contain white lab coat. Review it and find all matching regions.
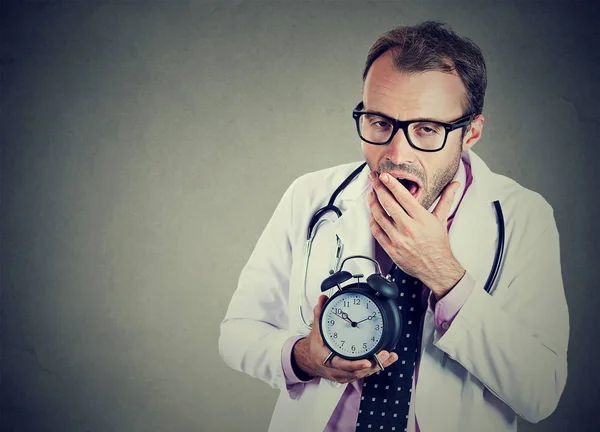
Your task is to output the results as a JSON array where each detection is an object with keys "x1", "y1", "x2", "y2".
[{"x1": 219, "y1": 149, "x2": 569, "y2": 432}]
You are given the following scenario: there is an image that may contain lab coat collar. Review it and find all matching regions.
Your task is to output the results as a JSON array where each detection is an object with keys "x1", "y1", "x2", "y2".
[{"x1": 461, "y1": 149, "x2": 502, "y2": 202}]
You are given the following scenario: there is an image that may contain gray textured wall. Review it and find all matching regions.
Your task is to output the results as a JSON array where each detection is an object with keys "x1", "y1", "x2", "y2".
[{"x1": 2, "y1": 1, "x2": 599, "y2": 431}]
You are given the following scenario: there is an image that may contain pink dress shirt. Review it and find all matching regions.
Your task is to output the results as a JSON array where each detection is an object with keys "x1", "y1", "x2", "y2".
[{"x1": 282, "y1": 158, "x2": 474, "y2": 431}]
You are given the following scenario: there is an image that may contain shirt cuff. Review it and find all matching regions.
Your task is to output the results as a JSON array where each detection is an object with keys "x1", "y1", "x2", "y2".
[
  {"x1": 428, "y1": 271, "x2": 475, "y2": 335},
  {"x1": 282, "y1": 335, "x2": 317, "y2": 385}
]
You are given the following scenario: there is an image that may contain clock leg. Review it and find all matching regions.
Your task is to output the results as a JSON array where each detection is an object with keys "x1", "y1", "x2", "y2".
[
  {"x1": 373, "y1": 353, "x2": 385, "y2": 371},
  {"x1": 323, "y1": 351, "x2": 335, "y2": 365}
]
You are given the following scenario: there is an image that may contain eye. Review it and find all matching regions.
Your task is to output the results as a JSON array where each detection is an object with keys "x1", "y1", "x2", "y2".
[
  {"x1": 413, "y1": 122, "x2": 443, "y2": 136},
  {"x1": 365, "y1": 115, "x2": 392, "y2": 130},
  {"x1": 373, "y1": 120, "x2": 391, "y2": 129}
]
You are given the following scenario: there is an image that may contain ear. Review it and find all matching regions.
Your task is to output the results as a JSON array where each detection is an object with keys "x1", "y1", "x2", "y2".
[{"x1": 463, "y1": 114, "x2": 485, "y2": 151}]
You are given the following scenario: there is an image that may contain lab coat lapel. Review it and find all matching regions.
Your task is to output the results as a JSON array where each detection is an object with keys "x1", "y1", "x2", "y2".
[
  {"x1": 419, "y1": 150, "x2": 500, "y2": 350},
  {"x1": 415, "y1": 150, "x2": 502, "y2": 431},
  {"x1": 447, "y1": 151, "x2": 500, "y2": 290}
]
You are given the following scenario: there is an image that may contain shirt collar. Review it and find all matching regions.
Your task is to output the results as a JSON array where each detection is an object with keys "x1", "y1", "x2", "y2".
[{"x1": 426, "y1": 153, "x2": 467, "y2": 215}]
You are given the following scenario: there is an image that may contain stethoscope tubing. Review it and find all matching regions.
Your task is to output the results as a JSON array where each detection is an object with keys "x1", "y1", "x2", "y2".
[
  {"x1": 299, "y1": 163, "x2": 505, "y2": 330},
  {"x1": 484, "y1": 200, "x2": 505, "y2": 294}
]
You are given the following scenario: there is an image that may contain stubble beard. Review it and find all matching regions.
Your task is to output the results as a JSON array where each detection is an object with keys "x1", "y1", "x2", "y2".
[
  {"x1": 420, "y1": 143, "x2": 463, "y2": 210},
  {"x1": 365, "y1": 142, "x2": 463, "y2": 211}
]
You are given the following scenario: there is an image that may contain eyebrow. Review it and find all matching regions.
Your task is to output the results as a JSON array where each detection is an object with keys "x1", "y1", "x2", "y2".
[{"x1": 363, "y1": 109, "x2": 448, "y2": 123}]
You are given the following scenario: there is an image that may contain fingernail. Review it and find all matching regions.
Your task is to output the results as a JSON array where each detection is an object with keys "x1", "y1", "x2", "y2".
[
  {"x1": 368, "y1": 172, "x2": 375, "y2": 182},
  {"x1": 380, "y1": 173, "x2": 390, "y2": 183}
]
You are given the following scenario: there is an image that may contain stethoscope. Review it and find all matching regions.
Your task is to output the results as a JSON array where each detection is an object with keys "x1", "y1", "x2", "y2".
[{"x1": 299, "y1": 162, "x2": 505, "y2": 330}]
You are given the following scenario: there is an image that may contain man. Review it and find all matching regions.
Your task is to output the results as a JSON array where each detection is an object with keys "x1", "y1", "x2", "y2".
[{"x1": 219, "y1": 21, "x2": 569, "y2": 432}]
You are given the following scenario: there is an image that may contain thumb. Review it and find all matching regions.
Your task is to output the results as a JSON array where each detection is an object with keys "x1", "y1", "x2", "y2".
[
  {"x1": 432, "y1": 181, "x2": 460, "y2": 222},
  {"x1": 312, "y1": 295, "x2": 329, "y2": 331}
]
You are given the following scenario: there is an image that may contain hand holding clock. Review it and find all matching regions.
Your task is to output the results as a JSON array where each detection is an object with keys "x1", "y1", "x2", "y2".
[
  {"x1": 292, "y1": 295, "x2": 398, "y2": 384},
  {"x1": 367, "y1": 171, "x2": 466, "y2": 301}
]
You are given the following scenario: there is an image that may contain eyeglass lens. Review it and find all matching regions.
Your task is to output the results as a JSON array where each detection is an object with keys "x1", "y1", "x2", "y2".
[{"x1": 358, "y1": 113, "x2": 445, "y2": 150}]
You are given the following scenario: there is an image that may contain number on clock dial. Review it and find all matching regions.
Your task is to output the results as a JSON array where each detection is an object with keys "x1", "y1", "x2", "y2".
[{"x1": 322, "y1": 292, "x2": 384, "y2": 358}]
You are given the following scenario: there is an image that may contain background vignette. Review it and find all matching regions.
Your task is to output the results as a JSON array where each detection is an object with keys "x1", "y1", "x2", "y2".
[{"x1": 1, "y1": 1, "x2": 599, "y2": 431}]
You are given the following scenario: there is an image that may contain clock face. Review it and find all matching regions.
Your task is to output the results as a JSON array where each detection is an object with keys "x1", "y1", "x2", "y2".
[{"x1": 321, "y1": 291, "x2": 385, "y2": 359}]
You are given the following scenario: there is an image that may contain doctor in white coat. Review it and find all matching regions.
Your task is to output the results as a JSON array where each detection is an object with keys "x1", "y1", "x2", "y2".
[{"x1": 219, "y1": 21, "x2": 569, "y2": 432}]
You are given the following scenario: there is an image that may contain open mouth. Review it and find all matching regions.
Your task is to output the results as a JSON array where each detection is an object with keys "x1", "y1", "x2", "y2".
[{"x1": 396, "y1": 177, "x2": 420, "y2": 198}]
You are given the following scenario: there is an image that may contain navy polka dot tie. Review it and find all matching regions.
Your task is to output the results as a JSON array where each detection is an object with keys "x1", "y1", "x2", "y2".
[{"x1": 355, "y1": 264, "x2": 424, "y2": 432}]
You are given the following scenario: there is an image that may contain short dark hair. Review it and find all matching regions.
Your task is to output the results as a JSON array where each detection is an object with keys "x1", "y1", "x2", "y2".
[{"x1": 362, "y1": 20, "x2": 487, "y2": 136}]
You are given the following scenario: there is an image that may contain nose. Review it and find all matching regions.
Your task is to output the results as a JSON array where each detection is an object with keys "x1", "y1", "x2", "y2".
[{"x1": 383, "y1": 127, "x2": 417, "y2": 165}]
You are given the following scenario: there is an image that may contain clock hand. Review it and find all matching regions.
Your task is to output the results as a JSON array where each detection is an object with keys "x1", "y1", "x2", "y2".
[
  {"x1": 331, "y1": 311, "x2": 353, "y2": 324},
  {"x1": 341, "y1": 311, "x2": 358, "y2": 324},
  {"x1": 332, "y1": 311, "x2": 361, "y2": 327},
  {"x1": 339, "y1": 310, "x2": 360, "y2": 327},
  {"x1": 356, "y1": 314, "x2": 377, "y2": 324}
]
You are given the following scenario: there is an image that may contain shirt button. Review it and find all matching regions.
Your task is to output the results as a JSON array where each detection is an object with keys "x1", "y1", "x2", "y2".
[{"x1": 441, "y1": 322, "x2": 450, "y2": 330}]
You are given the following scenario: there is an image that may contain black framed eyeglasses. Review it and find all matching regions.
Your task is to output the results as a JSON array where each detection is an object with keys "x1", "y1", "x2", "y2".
[{"x1": 352, "y1": 101, "x2": 474, "y2": 152}]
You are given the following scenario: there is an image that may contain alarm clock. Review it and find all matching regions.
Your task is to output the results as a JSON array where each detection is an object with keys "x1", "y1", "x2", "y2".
[{"x1": 319, "y1": 255, "x2": 402, "y2": 363}]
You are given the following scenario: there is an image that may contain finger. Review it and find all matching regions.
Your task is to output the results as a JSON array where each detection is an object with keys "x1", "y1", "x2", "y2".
[
  {"x1": 369, "y1": 350, "x2": 390, "y2": 371},
  {"x1": 369, "y1": 173, "x2": 411, "y2": 223},
  {"x1": 372, "y1": 351, "x2": 398, "y2": 372},
  {"x1": 368, "y1": 213, "x2": 396, "y2": 256},
  {"x1": 377, "y1": 172, "x2": 425, "y2": 218},
  {"x1": 329, "y1": 369, "x2": 361, "y2": 384},
  {"x1": 367, "y1": 191, "x2": 402, "y2": 242},
  {"x1": 381, "y1": 351, "x2": 398, "y2": 369},
  {"x1": 312, "y1": 294, "x2": 329, "y2": 330},
  {"x1": 432, "y1": 181, "x2": 461, "y2": 222},
  {"x1": 311, "y1": 294, "x2": 330, "y2": 347},
  {"x1": 359, "y1": 353, "x2": 398, "y2": 379},
  {"x1": 355, "y1": 351, "x2": 394, "y2": 379},
  {"x1": 329, "y1": 356, "x2": 372, "y2": 373}
]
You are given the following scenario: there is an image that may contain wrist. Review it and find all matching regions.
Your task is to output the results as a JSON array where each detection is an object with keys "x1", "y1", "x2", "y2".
[
  {"x1": 291, "y1": 338, "x2": 316, "y2": 381},
  {"x1": 429, "y1": 262, "x2": 466, "y2": 301}
]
